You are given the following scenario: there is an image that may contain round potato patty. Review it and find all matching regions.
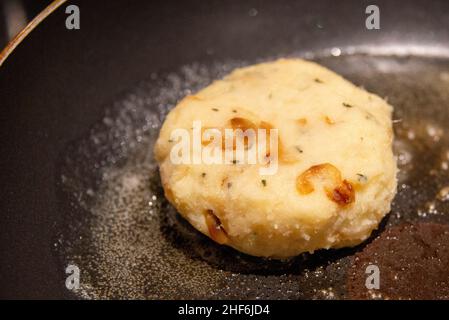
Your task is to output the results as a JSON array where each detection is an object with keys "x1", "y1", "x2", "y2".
[{"x1": 154, "y1": 58, "x2": 397, "y2": 259}]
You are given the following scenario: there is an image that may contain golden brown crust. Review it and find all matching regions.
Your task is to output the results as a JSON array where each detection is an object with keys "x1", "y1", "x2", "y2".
[{"x1": 204, "y1": 210, "x2": 229, "y2": 244}]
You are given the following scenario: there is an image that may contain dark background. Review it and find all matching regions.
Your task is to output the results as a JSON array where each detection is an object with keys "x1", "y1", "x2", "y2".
[{"x1": 0, "y1": 0, "x2": 51, "y2": 50}]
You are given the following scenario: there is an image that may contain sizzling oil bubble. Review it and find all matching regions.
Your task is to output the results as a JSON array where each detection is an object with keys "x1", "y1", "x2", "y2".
[
  {"x1": 72, "y1": 164, "x2": 227, "y2": 299},
  {"x1": 394, "y1": 139, "x2": 414, "y2": 183},
  {"x1": 437, "y1": 186, "x2": 449, "y2": 202},
  {"x1": 57, "y1": 53, "x2": 449, "y2": 299}
]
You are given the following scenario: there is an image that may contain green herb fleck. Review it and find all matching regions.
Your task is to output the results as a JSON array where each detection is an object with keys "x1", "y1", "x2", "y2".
[
  {"x1": 232, "y1": 109, "x2": 238, "y2": 113},
  {"x1": 357, "y1": 173, "x2": 368, "y2": 183},
  {"x1": 343, "y1": 103, "x2": 353, "y2": 108},
  {"x1": 314, "y1": 78, "x2": 324, "y2": 84},
  {"x1": 212, "y1": 108, "x2": 219, "y2": 112},
  {"x1": 201, "y1": 173, "x2": 206, "y2": 178},
  {"x1": 261, "y1": 179, "x2": 267, "y2": 187},
  {"x1": 232, "y1": 160, "x2": 238, "y2": 165},
  {"x1": 295, "y1": 146, "x2": 304, "y2": 153}
]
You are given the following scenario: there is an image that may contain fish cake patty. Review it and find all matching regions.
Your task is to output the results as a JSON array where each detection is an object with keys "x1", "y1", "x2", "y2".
[{"x1": 155, "y1": 58, "x2": 397, "y2": 258}]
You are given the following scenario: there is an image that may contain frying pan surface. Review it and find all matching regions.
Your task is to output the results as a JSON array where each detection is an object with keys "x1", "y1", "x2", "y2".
[{"x1": 0, "y1": 0, "x2": 448, "y2": 299}]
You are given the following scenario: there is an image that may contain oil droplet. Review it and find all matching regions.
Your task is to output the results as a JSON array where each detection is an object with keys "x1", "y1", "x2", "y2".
[
  {"x1": 331, "y1": 47, "x2": 341, "y2": 57},
  {"x1": 437, "y1": 186, "x2": 449, "y2": 202},
  {"x1": 426, "y1": 124, "x2": 443, "y2": 142},
  {"x1": 248, "y1": 8, "x2": 258, "y2": 17},
  {"x1": 397, "y1": 149, "x2": 412, "y2": 166},
  {"x1": 406, "y1": 129, "x2": 416, "y2": 140},
  {"x1": 426, "y1": 201, "x2": 438, "y2": 214}
]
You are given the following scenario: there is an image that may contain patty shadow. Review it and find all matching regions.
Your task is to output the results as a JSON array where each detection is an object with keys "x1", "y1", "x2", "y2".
[{"x1": 158, "y1": 172, "x2": 391, "y2": 277}]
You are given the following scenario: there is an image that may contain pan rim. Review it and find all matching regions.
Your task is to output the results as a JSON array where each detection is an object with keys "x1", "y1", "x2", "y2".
[
  {"x1": 2, "y1": 1, "x2": 449, "y2": 68},
  {"x1": 0, "y1": 0, "x2": 67, "y2": 67}
]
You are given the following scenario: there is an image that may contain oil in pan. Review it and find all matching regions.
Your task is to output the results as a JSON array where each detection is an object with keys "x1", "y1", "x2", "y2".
[{"x1": 56, "y1": 51, "x2": 449, "y2": 299}]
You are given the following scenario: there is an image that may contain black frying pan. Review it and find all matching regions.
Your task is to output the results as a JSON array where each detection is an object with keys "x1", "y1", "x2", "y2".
[{"x1": 0, "y1": 0, "x2": 448, "y2": 299}]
